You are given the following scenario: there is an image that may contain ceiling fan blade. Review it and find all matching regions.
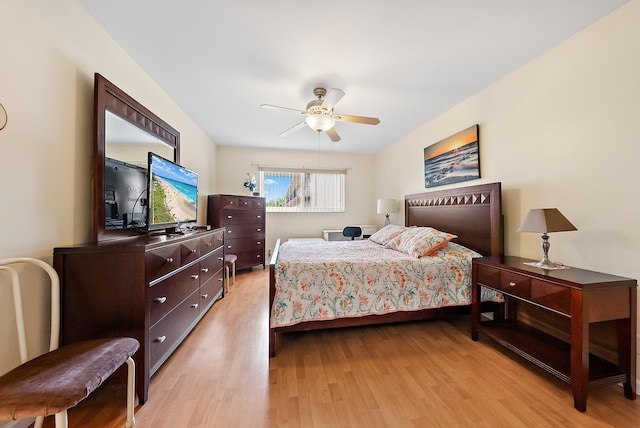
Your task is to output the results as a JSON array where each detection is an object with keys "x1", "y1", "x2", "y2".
[
  {"x1": 321, "y1": 88, "x2": 345, "y2": 110},
  {"x1": 279, "y1": 121, "x2": 307, "y2": 137},
  {"x1": 326, "y1": 127, "x2": 341, "y2": 142},
  {"x1": 333, "y1": 114, "x2": 380, "y2": 125},
  {"x1": 261, "y1": 104, "x2": 305, "y2": 114}
]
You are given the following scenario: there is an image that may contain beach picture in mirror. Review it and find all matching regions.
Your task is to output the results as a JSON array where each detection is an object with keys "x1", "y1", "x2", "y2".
[{"x1": 424, "y1": 124, "x2": 480, "y2": 188}]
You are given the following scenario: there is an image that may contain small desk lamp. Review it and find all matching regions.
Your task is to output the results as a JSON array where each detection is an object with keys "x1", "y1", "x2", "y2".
[
  {"x1": 518, "y1": 208, "x2": 577, "y2": 269},
  {"x1": 377, "y1": 199, "x2": 398, "y2": 226}
]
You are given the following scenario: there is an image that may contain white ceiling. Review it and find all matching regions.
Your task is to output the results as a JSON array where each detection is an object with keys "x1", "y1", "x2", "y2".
[{"x1": 79, "y1": 0, "x2": 628, "y2": 155}]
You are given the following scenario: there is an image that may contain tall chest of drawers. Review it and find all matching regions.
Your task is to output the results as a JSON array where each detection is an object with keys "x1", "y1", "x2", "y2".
[
  {"x1": 207, "y1": 194, "x2": 266, "y2": 270},
  {"x1": 53, "y1": 228, "x2": 225, "y2": 404}
]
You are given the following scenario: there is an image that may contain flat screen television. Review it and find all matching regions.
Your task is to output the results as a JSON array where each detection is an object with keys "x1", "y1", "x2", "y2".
[
  {"x1": 146, "y1": 152, "x2": 198, "y2": 233},
  {"x1": 104, "y1": 157, "x2": 148, "y2": 230}
]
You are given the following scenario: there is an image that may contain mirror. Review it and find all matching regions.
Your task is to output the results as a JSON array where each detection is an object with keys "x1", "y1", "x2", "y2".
[{"x1": 91, "y1": 73, "x2": 180, "y2": 242}]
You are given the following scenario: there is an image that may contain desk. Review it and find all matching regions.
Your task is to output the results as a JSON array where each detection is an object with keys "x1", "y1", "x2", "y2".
[
  {"x1": 471, "y1": 256, "x2": 637, "y2": 412},
  {"x1": 322, "y1": 225, "x2": 378, "y2": 241}
]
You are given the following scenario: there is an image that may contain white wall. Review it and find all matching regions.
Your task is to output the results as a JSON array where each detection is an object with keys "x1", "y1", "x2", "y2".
[
  {"x1": 374, "y1": 0, "x2": 640, "y2": 386},
  {"x1": 215, "y1": 146, "x2": 379, "y2": 256},
  {"x1": 0, "y1": 2, "x2": 217, "y2": 420}
]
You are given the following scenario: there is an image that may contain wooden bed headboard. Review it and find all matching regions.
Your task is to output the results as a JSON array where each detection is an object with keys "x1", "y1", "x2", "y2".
[{"x1": 405, "y1": 182, "x2": 503, "y2": 257}]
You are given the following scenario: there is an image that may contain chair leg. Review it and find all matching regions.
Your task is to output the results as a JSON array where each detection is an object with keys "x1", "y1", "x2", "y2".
[
  {"x1": 224, "y1": 265, "x2": 230, "y2": 293},
  {"x1": 232, "y1": 262, "x2": 236, "y2": 285},
  {"x1": 34, "y1": 415, "x2": 44, "y2": 428},
  {"x1": 54, "y1": 411, "x2": 68, "y2": 428},
  {"x1": 126, "y1": 356, "x2": 136, "y2": 427}
]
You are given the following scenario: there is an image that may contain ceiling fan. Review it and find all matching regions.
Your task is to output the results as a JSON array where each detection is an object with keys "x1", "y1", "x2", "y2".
[{"x1": 261, "y1": 87, "x2": 380, "y2": 142}]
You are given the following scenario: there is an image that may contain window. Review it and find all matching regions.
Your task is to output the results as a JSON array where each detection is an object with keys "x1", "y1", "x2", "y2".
[{"x1": 258, "y1": 167, "x2": 346, "y2": 212}]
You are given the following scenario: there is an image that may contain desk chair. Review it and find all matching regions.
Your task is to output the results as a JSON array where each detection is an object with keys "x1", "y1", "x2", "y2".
[
  {"x1": 0, "y1": 258, "x2": 139, "y2": 428},
  {"x1": 342, "y1": 226, "x2": 362, "y2": 240}
]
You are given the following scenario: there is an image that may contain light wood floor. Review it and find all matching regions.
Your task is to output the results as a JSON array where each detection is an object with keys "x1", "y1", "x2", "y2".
[{"x1": 39, "y1": 268, "x2": 639, "y2": 427}]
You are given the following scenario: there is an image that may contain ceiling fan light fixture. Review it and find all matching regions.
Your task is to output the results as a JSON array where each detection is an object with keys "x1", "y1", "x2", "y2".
[{"x1": 305, "y1": 114, "x2": 335, "y2": 133}]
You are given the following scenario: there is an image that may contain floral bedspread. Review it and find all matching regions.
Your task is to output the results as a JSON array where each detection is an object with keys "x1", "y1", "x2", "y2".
[{"x1": 271, "y1": 240, "x2": 502, "y2": 328}]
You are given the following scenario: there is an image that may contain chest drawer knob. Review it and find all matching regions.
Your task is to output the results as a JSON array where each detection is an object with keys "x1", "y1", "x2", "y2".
[
  {"x1": 166, "y1": 257, "x2": 174, "y2": 264},
  {"x1": 218, "y1": 257, "x2": 224, "y2": 261},
  {"x1": 191, "y1": 248, "x2": 197, "y2": 253},
  {"x1": 201, "y1": 293, "x2": 209, "y2": 299},
  {"x1": 191, "y1": 274, "x2": 199, "y2": 280},
  {"x1": 155, "y1": 336, "x2": 166, "y2": 343},
  {"x1": 201, "y1": 267, "x2": 209, "y2": 273},
  {"x1": 509, "y1": 281, "x2": 517, "y2": 287},
  {"x1": 155, "y1": 296, "x2": 167, "y2": 304},
  {"x1": 256, "y1": 228, "x2": 262, "y2": 232},
  {"x1": 257, "y1": 215, "x2": 261, "y2": 219},
  {"x1": 191, "y1": 303, "x2": 199, "y2": 309},
  {"x1": 227, "y1": 215, "x2": 233, "y2": 219}
]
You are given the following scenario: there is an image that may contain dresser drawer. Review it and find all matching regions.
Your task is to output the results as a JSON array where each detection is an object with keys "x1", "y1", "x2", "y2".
[
  {"x1": 149, "y1": 264, "x2": 200, "y2": 326},
  {"x1": 219, "y1": 209, "x2": 264, "y2": 225},
  {"x1": 224, "y1": 223, "x2": 265, "y2": 239},
  {"x1": 500, "y1": 271, "x2": 531, "y2": 299},
  {"x1": 200, "y1": 247, "x2": 224, "y2": 285},
  {"x1": 200, "y1": 269, "x2": 224, "y2": 308},
  {"x1": 226, "y1": 237, "x2": 264, "y2": 254},
  {"x1": 200, "y1": 229, "x2": 224, "y2": 255},
  {"x1": 531, "y1": 279, "x2": 571, "y2": 315},
  {"x1": 149, "y1": 290, "x2": 201, "y2": 369},
  {"x1": 476, "y1": 265, "x2": 500, "y2": 288},
  {"x1": 180, "y1": 237, "x2": 201, "y2": 266},
  {"x1": 146, "y1": 244, "x2": 181, "y2": 283},
  {"x1": 236, "y1": 249, "x2": 264, "y2": 269}
]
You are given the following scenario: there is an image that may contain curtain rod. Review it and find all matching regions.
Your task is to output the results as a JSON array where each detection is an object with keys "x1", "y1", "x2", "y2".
[{"x1": 252, "y1": 163, "x2": 351, "y2": 174}]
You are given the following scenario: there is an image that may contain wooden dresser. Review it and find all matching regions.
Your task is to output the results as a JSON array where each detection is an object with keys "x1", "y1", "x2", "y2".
[
  {"x1": 471, "y1": 255, "x2": 637, "y2": 411},
  {"x1": 207, "y1": 194, "x2": 266, "y2": 270},
  {"x1": 53, "y1": 228, "x2": 225, "y2": 404}
]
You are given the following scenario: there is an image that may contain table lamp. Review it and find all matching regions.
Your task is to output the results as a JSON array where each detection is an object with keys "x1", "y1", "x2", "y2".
[
  {"x1": 377, "y1": 199, "x2": 398, "y2": 226},
  {"x1": 517, "y1": 208, "x2": 577, "y2": 269}
]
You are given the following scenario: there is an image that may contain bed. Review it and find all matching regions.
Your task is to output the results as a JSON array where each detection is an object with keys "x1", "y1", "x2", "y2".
[{"x1": 268, "y1": 182, "x2": 503, "y2": 357}]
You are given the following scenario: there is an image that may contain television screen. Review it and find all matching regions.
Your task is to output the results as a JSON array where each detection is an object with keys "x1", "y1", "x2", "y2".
[
  {"x1": 104, "y1": 157, "x2": 148, "y2": 230},
  {"x1": 147, "y1": 152, "x2": 198, "y2": 232}
]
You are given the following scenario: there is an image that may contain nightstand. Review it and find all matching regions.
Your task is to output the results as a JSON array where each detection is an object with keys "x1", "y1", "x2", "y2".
[{"x1": 471, "y1": 255, "x2": 637, "y2": 412}]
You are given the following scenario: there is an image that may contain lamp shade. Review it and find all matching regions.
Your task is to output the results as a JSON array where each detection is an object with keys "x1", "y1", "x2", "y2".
[
  {"x1": 517, "y1": 208, "x2": 577, "y2": 233},
  {"x1": 305, "y1": 114, "x2": 335, "y2": 132},
  {"x1": 377, "y1": 199, "x2": 398, "y2": 215}
]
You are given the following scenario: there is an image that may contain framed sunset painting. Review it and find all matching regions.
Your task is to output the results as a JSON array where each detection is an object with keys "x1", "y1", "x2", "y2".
[{"x1": 424, "y1": 124, "x2": 480, "y2": 188}]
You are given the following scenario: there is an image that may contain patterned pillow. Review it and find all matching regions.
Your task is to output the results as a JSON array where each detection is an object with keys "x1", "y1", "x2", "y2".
[
  {"x1": 386, "y1": 227, "x2": 457, "y2": 257},
  {"x1": 368, "y1": 224, "x2": 408, "y2": 246}
]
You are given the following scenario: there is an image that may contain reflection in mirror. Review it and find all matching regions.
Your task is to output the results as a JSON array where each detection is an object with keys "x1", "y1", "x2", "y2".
[
  {"x1": 92, "y1": 73, "x2": 180, "y2": 242},
  {"x1": 105, "y1": 111, "x2": 174, "y2": 167}
]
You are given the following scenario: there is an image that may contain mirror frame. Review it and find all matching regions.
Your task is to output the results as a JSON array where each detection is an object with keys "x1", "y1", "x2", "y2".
[{"x1": 91, "y1": 73, "x2": 180, "y2": 242}]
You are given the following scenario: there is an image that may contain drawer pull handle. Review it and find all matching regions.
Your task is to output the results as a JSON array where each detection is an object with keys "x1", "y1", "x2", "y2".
[
  {"x1": 256, "y1": 228, "x2": 261, "y2": 232},
  {"x1": 509, "y1": 281, "x2": 517, "y2": 287},
  {"x1": 257, "y1": 255, "x2": 261, "y2": 259},
  {"x1": 207, "y1": 242, "x2": 212, "y2": 247},
  {"x1": 257, "y1": 241, "x2": 261, "y2": 245},
  {"x1": 156, "y1": 336, "x2": 166, "y2": 343},
  {"x1": 218, "y1": 257, "x2": 223, "y2": 261},
  {"x1": 227, "y1": 215, "x2": 232, "y2": 219},
  {"x1": 227, "y1": 245, "x2": 232, "y2": 249},
  {"x1": 191, "y1": 248, "x2": 197, "y2": 253},
  {"x1": 202, "y1": 293, "x2": 209, "y2": 299},
  {"x1": 166, "y1": 257, "x2": 174, "y2": 263},
  {"x1": 156, "y1": 296, "x2": 167, "y2": 304},
  {"x1": 218, "y1": 277, "x2": 223, "y2": 282},
  {"x1": 191, "y1": 274, "x2": 199, "y2": 280},
  {"x1": 191, "y1": 303, "x2": 199, "y2": 309},
  {"x1": 201, "y1": 267, "x2": 209, "y2": 273},
  {"x1": 227, "y1": 230, "x2": 232, "y2": 234},
  {"x1": 257, "y1": 215, "x2": 261, "y2": 219}
]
